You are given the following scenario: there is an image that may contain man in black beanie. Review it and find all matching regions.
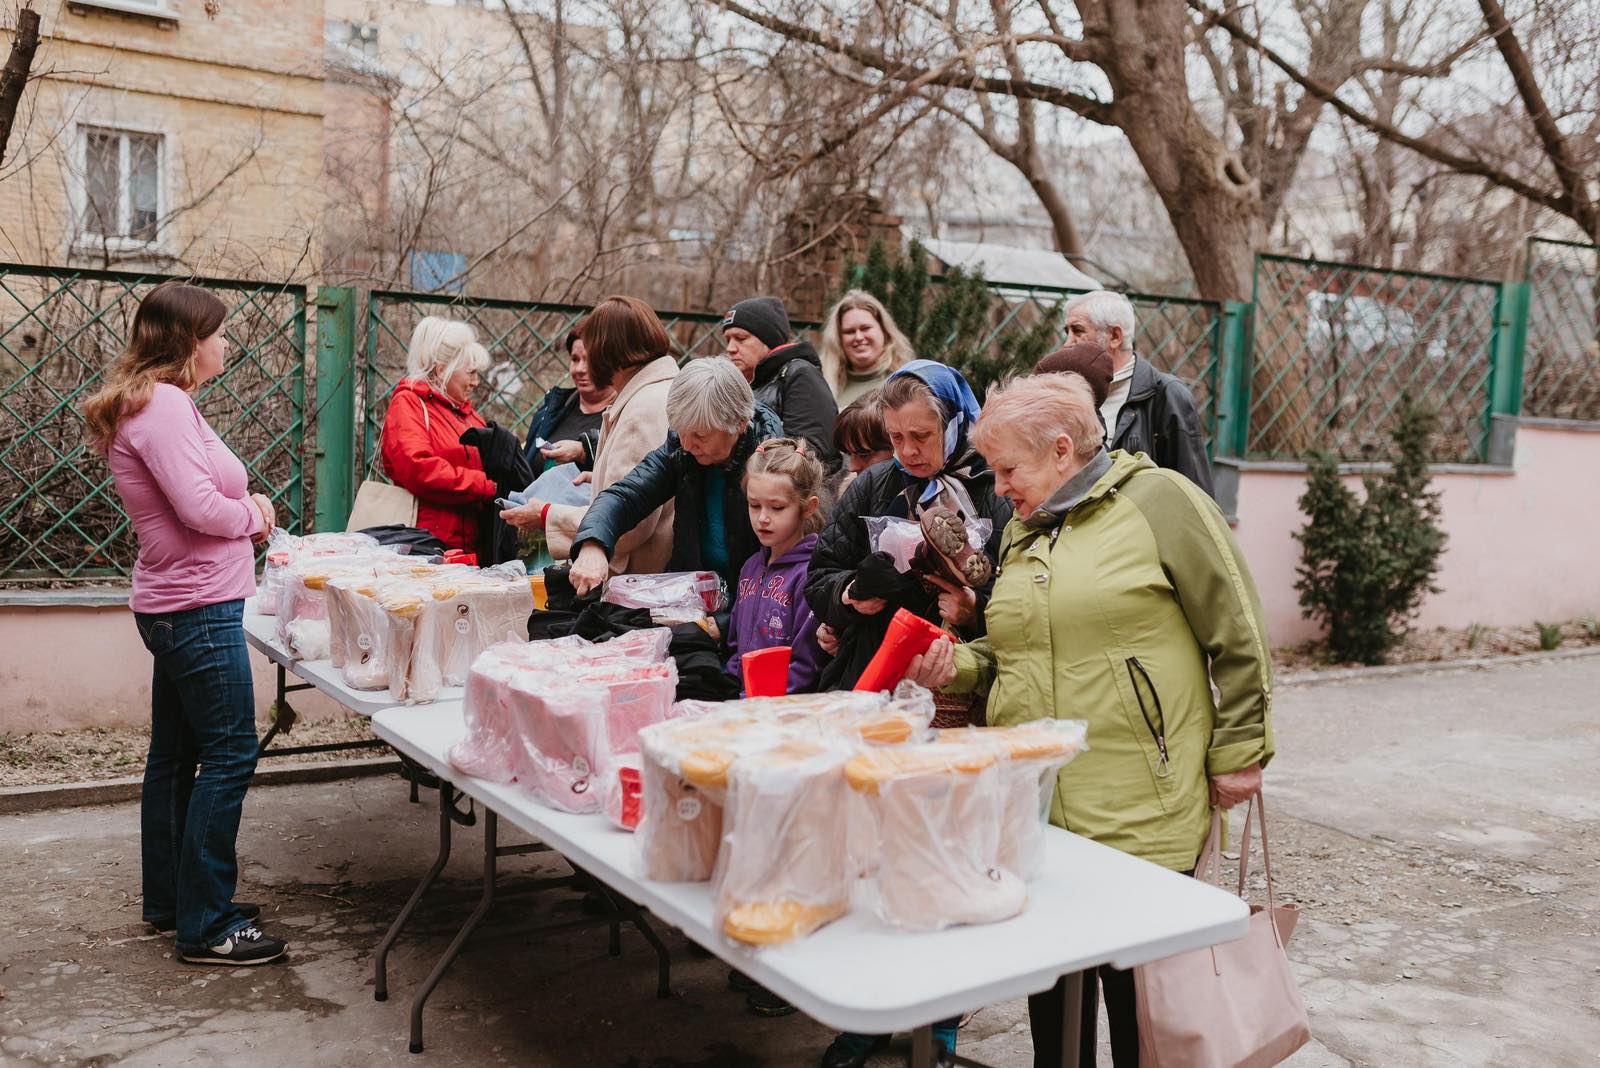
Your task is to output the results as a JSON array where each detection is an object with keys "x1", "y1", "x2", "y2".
[{"x1": 722, "y1": 296, "x2": 841, "y2": 473}]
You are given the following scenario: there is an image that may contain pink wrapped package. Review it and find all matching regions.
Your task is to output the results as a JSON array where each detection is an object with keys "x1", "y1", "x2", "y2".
[{"x1": 448, "y1": 632, "x2": 677, "y2": 812}]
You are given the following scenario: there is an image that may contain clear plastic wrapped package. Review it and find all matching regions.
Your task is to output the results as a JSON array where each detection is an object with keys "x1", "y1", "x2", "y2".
[
  {"x1": 448, "y1": 633, "x2": 676, "y2": 810},
  {"x1": 935, "y1": 719, "x2": 1088, "y2": 880},
  {"x1": 272, "y1": 548, "x2": 414, "y2": 659},
  {"x1": 601, "y1": 571, "x2": 727, "y2": 624},
  {"x1": 256, "y1": 530, "x2": 381, "y2": 615},
  {"x1": 392, "y1": 563, "x2": 534, "y2": 702},
  {"x1": 714, "y1": 738, "x2": 857, "y2": 945},
  {"x1": 635, "y1": 709, "x2": 766, "y2": 881},
  {"x1": 845, "y1": 743, "x2": 1027, "y2": 931},
  {"x1": 864, "y1": 515, "x2": 993, "y2": 573}
]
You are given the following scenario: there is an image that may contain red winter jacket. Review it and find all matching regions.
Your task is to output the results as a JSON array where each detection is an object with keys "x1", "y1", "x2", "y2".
[{"x1": 380, "y1": 379, "x2": 496, "y2": 552}]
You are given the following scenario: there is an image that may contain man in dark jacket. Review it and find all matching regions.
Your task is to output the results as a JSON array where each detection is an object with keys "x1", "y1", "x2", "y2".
[
  {"x1": 1064, "y1": 291, "x2": 1215, "y2": 497},
  {"x1": 568, "y1": 357, "x2": 787, "y2": 637},
  {"x1": 721, "y1": 296, "x2": 842, "y2": 474}
]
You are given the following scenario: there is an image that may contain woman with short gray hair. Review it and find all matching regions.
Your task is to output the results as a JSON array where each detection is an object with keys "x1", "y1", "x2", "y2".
[{"x1": 569, "y1": 357, "x2": 784, "y2": 630}]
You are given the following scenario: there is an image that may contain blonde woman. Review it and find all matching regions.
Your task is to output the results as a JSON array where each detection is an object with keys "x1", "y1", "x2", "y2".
[
  {"x1": 379, "y1": 316, "x2": 495, "y2": 552},
  {"x1": 83, "y1": 280, "x2": 287, "y2": 966},
  {"x1": 818, "y1": 289, "x2": 914, "y2": 407}
]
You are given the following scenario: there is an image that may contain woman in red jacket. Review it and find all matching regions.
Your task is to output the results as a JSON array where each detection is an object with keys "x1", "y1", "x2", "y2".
[{"x1": 380, "y1": 316, "x2": 496, "y2": 553}]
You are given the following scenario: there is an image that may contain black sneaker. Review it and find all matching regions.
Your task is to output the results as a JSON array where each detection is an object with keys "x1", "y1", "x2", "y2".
[
  {"x1": 180, "y1": 924, "x2": 287, "y2": 966},
  {"x1": 746, "y1": 984, "x2": 797, "y2": 1018},
  {"x1": 149, "y1": 902, "x2": 262, "y2": 938}
]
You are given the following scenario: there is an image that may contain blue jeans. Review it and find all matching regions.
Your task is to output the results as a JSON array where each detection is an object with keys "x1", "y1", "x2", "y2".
[{"x1": 135, "y1": 599, "x2": 258, "y2": 953}]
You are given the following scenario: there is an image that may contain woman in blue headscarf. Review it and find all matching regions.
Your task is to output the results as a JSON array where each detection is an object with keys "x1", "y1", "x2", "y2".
[
  {"x1": 804, "y1": 359, "x2": 1012, "y2": 693},
  {"x1": 801, "y1": 360, "x2": 1010, "y2": 1067}
]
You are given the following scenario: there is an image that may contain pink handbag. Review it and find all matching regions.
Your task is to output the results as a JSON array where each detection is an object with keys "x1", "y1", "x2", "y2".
[{"x1": 1134, "y1": 793, "x2": 1311, "y2": 1068}]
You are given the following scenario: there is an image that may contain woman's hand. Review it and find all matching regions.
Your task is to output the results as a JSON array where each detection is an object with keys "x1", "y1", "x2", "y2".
[
  {"x1": 927, "y1": 575, "x2": 978, "y2": 628},
  {"x1": 573, "y1": 470, "x2": 593, "y2": 487},
  {"x1": 1209, "y1": 763, "x2": 1263, "y2": 809},
  {"x1": 569, "y1": 543, "x2": 610, "y2": 595},
  {"x1": 904, "y1": 637, "x2": 956, "y2": 689},
  {"x1": 249, "y1": 493, "x2": 275, "y2": 543},
  {"x1": 842, "y1": 582, "x2": 888, "y2": 616},
  {"x1": 540, "y1": 439, "x2": 585, "y2": 465},
  {"x1": 816, "y1": 622, "x2": 839, "y2": 656},
  {"x1": 500, "y1": 499, "x2": 547, "y2": 531}
]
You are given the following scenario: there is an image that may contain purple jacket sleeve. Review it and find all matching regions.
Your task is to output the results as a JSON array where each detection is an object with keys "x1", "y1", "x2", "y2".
[
  {"x1": 131, "y1": 387, "x2": 263, "y2": 539},
  {"x1": 785, "y1": 591, "x2": 824, "y2": 694}
]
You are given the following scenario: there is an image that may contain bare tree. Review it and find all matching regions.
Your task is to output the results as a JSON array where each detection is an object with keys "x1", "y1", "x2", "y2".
[{"x1": 0, "y1": 3, "x2": 40, "y2": 168}]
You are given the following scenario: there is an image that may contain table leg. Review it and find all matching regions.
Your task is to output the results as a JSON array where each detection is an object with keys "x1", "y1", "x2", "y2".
[
  {"x1": 408, "y1": 809, "x2": 499, "y2": 1054},
  {"x1": 256, "y1": 664, "x2": 295, "y2": 755},
  {"x1": 374, "y1": 784, "x2": 455, "y2": 1002},
  {"x1": 911, "y1": 1025, "x2": 935, "y2": 1068},
  {"x1": 592, "y1": 885, "x2": 672, "y2": 999},
  {"x1": 1058, "y1": 970, "x2": 1085, "y2": 1068}
]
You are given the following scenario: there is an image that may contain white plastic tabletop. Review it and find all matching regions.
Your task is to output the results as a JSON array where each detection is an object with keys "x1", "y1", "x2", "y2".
[
  {"x1": 371, "y1": 702, "x2": 1251, "y2": 1036},
  {"x1": 242, "y1": 598, "x2": 464, "y2": 718}
]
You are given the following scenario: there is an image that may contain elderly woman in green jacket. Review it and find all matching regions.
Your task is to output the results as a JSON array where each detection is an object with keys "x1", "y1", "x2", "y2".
[{"x1": 906, "y1": 371, "x2": 1274, "y2": 1068}]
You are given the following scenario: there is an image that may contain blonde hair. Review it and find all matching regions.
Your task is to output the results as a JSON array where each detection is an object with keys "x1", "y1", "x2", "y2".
[
  {"x1": 403, "y1": 316, "x2": 487, "y2": 389},
  {"x1": 819, "y1": 290, "x2": 913, "y2": 394},
  {"x1": 83, "y1": 280, "x2": 227, "y2": 452},
  {"x1": 744, "y1": 437, "x2": 827, "y2": 534},
  {"x1": 972, "y1": 372, "x2": 1104, "y2": 461}
]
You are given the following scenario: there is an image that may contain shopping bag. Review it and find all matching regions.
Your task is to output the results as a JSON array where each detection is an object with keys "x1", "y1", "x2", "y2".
[
  {"x1": 1133, "y1": 793, "x2": 1311, "y2": 1068},
  {"x1": 348, "y1": 479, "x2": 418, "y2": 531}
]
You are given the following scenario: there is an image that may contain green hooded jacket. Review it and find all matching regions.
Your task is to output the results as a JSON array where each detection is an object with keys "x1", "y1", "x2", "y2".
[{"x1": 949, "y1": 451, "x2": 1274, "y2": 870}]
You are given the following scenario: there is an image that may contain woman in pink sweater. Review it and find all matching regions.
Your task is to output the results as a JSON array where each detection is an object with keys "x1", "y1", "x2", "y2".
[{"x1": 83, "y1": 281, "x2": 288, "y2": 967}]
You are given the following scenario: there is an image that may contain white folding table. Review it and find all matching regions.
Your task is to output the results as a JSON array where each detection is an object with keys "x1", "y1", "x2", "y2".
[
  {"x1": 241, "y1": 598, "x2": 461, "y2": 759},
  {"x1": 372, "y1": 703, "x2": 1251, "y2": 1067}
]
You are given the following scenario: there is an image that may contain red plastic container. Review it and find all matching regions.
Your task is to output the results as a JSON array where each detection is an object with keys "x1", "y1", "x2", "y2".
[
  {"x1": 854, "y1": 608, "x2": 948, "y2": 692},
  {"x1": 617, "y1": 766, "x2": 643, "y2": 830},
  {"x1": 742, "y1": 646, "x2": 792, "y2": 697}
]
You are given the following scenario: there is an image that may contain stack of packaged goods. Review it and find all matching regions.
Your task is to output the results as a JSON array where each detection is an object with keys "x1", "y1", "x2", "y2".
[
  {"x1": 266, "y1": 536, "x2": 437, "y2": 660},
  {"x1": 257, "y1": 530, "x2": 382, "y2": 615},
  {"x1": 448, "y1": 629, "x2": 677, "y2": 812},
  {"x1": 635, "y1": 692, "x2": 1086, "y2": 946},
  {"x1": 326, "y1": 562, "x2": 537, "y2": 702}
]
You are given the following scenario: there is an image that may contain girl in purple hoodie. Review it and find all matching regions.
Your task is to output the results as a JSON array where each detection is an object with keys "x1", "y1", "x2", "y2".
[{"x1": 725, "y1": 437, "x2": 827, "y2": 694}]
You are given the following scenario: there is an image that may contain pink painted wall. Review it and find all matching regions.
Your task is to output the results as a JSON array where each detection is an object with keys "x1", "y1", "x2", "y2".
[
  {"x1": 0, "y1": 604, "x2": 344, "y2": 733},
  {"x1": 1232, "y1": 422, "x2": 1600, "y2": 645}
]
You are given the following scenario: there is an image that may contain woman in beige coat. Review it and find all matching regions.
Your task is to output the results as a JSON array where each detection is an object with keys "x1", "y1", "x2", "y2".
[{"x1": 501, "y1": 296, "x2": 677, "y2": 575}]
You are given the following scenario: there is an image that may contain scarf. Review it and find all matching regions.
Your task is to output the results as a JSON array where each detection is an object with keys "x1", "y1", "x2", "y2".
[{"x1": 888, "y1": 360, "x2": 984, "y2": 509}]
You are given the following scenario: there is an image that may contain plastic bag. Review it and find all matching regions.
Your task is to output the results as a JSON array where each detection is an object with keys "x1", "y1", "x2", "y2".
[
  {"x1": 845, "y1": 742, "x2": 1027, "y2": 931},
  {"x1": 257, "y1": 530, "x2": 382, "y2": 615},
  {"x1": 602, "y1": 571, "x2": 728, "y2": 617},
  {"x1": 635, "y1": 709, "x2": 768, "y2": 881},
  {"x1": 864, "y1": 515, "x2": 994, "y2": 573},
  {"x1": 713, "y1": 738, "x2": 857, "y2": 945},
  {"x1": 507, "y1": 462, "x2": 592, "y2": 509},
  {"x1": 388, "y1": 563, "x2": 534, "y2": 702}
]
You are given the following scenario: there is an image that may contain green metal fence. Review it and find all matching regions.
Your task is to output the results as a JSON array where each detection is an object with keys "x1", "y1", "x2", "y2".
[
  {"x1": 1522, "y1": 237, "x2": 1600, "y2": 421},
  {"x1": 0, "y1": 265, "x2": 307, "y2": 581},
  {"x1": 1245, "y1": 254, "x2": 1502, "y2": 462}
]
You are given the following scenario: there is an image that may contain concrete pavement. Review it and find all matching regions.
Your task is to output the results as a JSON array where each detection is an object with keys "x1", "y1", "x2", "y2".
[{"x1": 2, "y1": 655, "x2": 1597, "y2": 1066}]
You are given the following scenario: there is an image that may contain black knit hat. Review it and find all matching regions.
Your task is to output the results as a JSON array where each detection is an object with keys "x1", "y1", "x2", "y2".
[{"x1": 721, "y1": 296, "x2": 791, "y2": 350}]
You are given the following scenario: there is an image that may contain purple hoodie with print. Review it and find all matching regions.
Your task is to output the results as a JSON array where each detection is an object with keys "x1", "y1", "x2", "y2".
[{"x1": 725, "y1": 532, "x2": 824, "y2": 694}]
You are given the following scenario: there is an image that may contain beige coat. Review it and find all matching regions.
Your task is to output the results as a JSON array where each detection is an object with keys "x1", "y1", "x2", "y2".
[{"x1": 545, "y1": 355, "x2": 677, "y2": 575}]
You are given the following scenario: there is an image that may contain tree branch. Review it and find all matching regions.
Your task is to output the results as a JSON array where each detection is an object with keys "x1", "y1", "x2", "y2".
[
  {"x1": 716, "y1": 0, "x2": 1117, "y2": 126},
  {"x1": 1187, "y1": 0, "x2": 1576, "y2": 223},
  {"x1": 1475, "y1": 0, "x2": 1594, "y2": 233},
  {"x1": 0, "y1": 5, "x2": 42, "y2": 168}
]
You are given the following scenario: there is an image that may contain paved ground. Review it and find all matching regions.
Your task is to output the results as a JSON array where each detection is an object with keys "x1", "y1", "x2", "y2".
[{"x1": 2, "y1": 655, "x2": 1597, "y2": 1067}]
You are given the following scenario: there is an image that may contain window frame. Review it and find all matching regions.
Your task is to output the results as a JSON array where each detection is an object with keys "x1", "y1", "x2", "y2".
[{"x1": 71, "y1": 122, "x2": 168, "y2": 255}]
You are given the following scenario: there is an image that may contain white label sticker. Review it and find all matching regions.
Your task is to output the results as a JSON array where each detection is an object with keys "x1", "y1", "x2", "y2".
[
  {"x1": 356, "y1": 634, "x2": 372, "y2": 651},
  {"x1": 454, "y1": 618, "x2": 470, "y2": 634},
  {"x1": 572, "y1": 756, "x2": 590, "y2": 776},
  {"x1": 676, "y1": 797, "x2": 702, "y2": 821}
]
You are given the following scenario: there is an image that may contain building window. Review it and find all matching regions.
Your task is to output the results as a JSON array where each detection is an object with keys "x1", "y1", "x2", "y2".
[
  {"x1": 79, "y1": 127, "x2": 162, "y2": 245},
  {"x1": 327, "y1": 20, "x2": 380, "y2": 63}
]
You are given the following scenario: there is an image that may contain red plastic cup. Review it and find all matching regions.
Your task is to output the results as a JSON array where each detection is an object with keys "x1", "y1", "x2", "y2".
[
  {"x1": 618, "y1": 766, "x2": 643, "y2": 830},
  {"x1": 854, "y1": 608, "x2": 948, "y2": 692},
  {"x1": 742, "y1": 646, "x2": 792, "y2": 697}
]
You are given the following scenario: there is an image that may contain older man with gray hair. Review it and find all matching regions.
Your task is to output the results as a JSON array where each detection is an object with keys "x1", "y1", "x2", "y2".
[
  {"x1": 1063, "y1": 290, "x2": 1214, "y2": 496},
  {"x1": 569, "y1": 357, "x2": 785, "y2": 626}
]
